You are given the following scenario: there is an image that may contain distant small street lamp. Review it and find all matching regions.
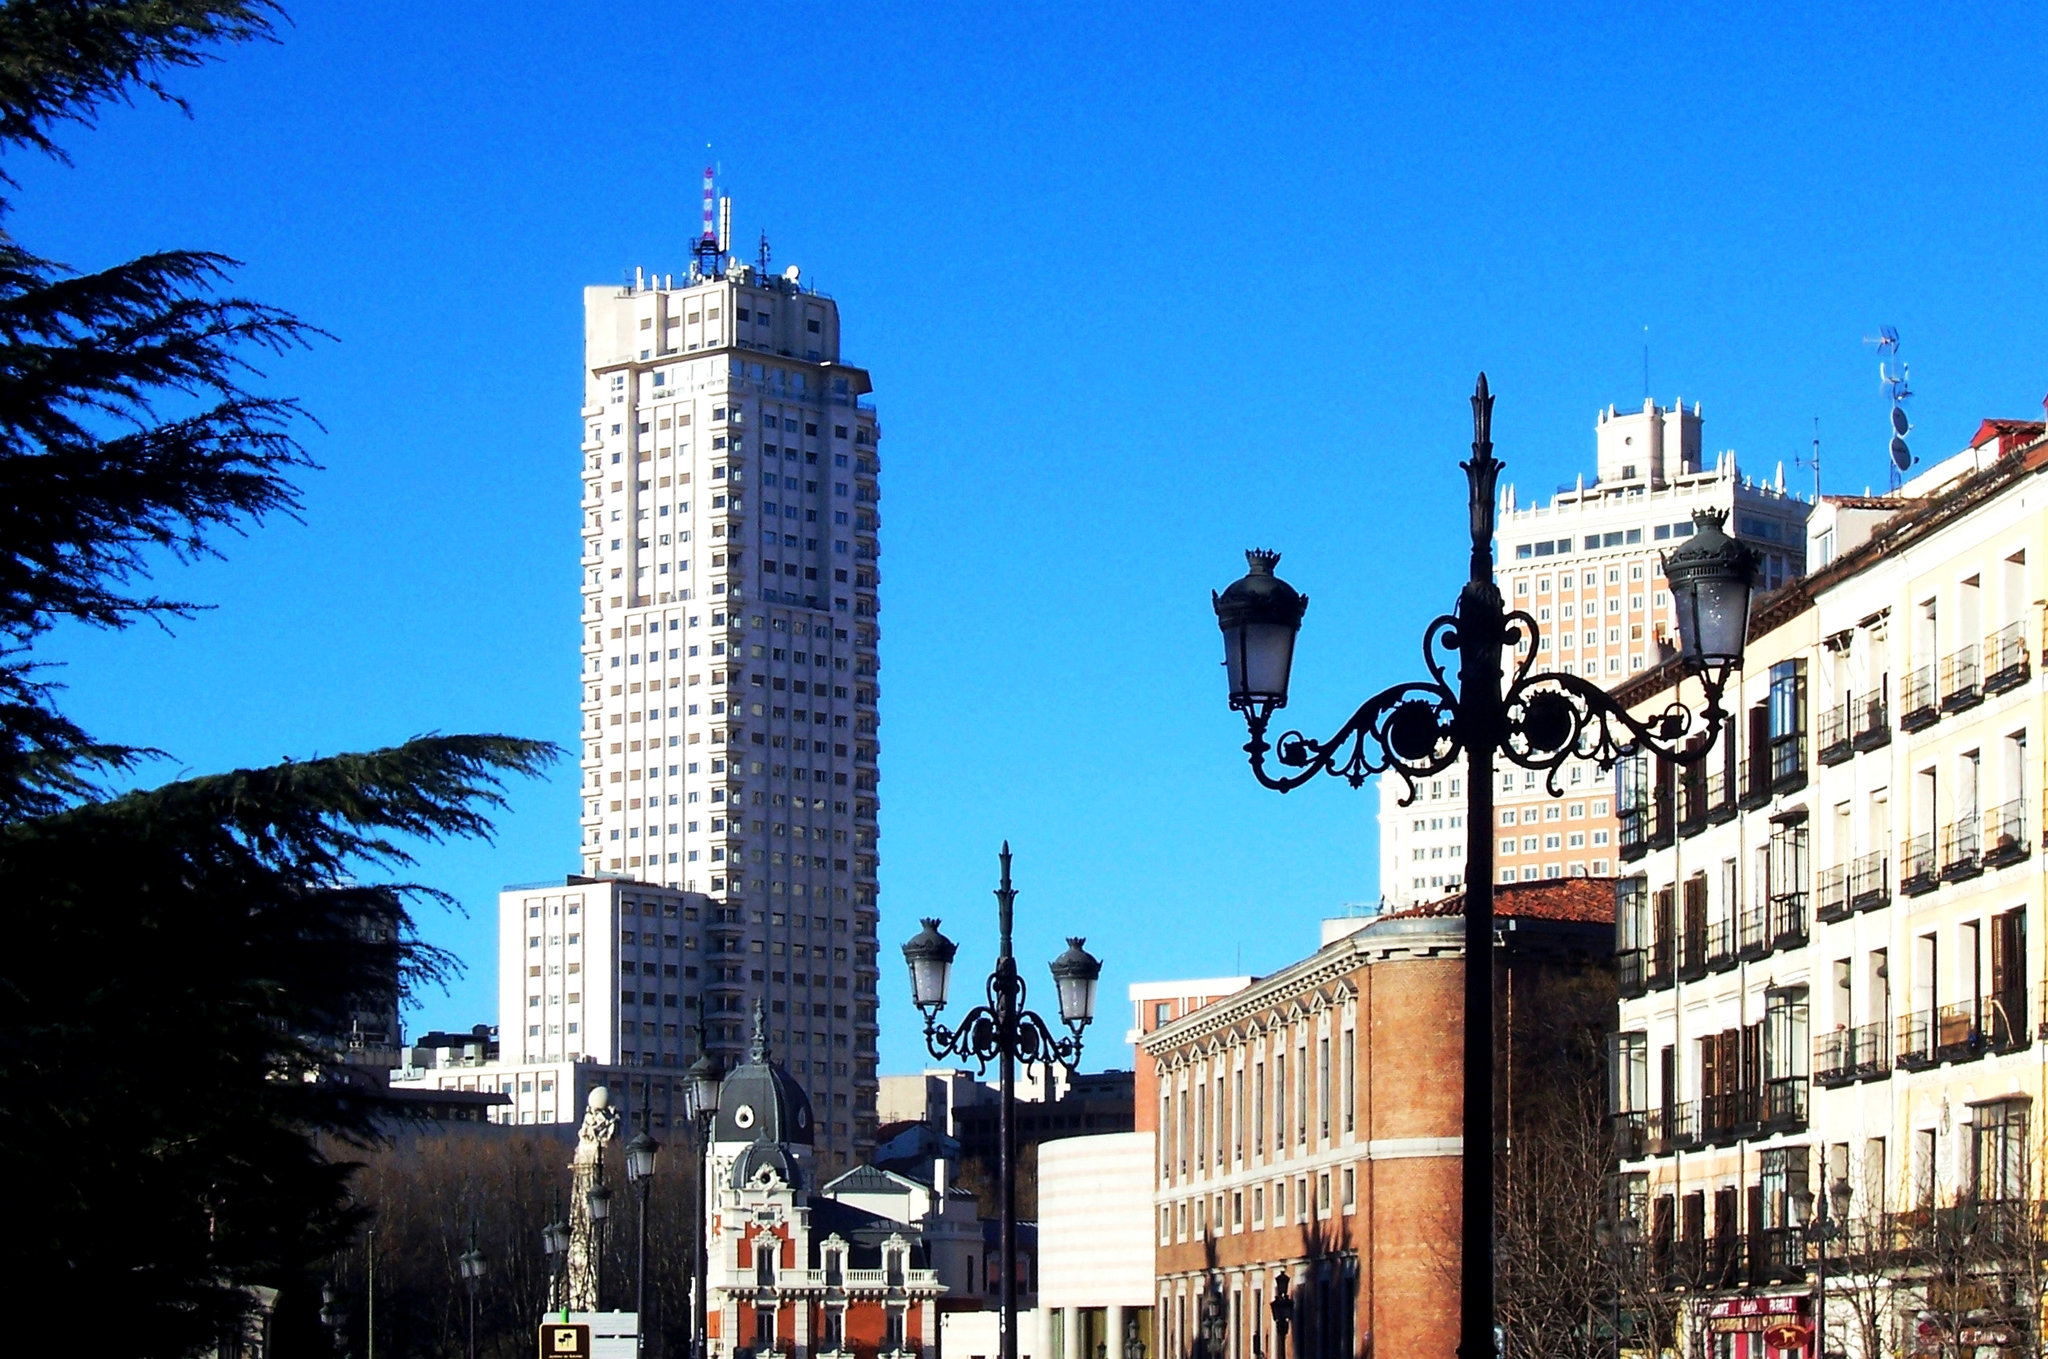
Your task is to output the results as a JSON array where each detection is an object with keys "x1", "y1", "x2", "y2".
[
  {"x1": 589, "y1": 1180, "x2": 613, "y2": 1310},
  {"x1": 626, "y1": 1117, "x2": 662, "y2": 1357},
  {"x1": 1268, "y1": 1275, "x2": 1292, "y2": 1359},
  {"x1": 458, "y1": 1222, "x2": 486, "y2": 1359},
  {"x1": 682, "y1": 1054, "x2": 725, "y2": 1359},
  {"x1": 543, "y1": 1213, "x2": 571, "y2": 1315},
  {"x1": 1199, "y1": 1283, "x2": 1228, "y2": 1359},
  {"x1": 1212, "y1": 377, "x2": 1755, "y2": 1359},
  {"x1": 903, "y1": 843, "x2": 1100, "y2": 1359},
  {"x1": 1792, "y1": 1177, "x2": 1854, "y2": 1359}
]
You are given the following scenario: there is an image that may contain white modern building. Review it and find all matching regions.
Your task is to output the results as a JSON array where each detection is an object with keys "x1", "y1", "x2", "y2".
[
  {"x1": 1037, "y1": 1132, "x2": 1157, "y2": 1359},
  {"x1": 1377, "y1": 398, "x2": 1813, "y2": 908},
  {"x1": 398, "y1": 218, "x2": 884, "y2": 1168}
]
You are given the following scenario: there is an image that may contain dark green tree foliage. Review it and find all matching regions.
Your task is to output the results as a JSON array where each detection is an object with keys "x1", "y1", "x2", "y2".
[{"x1": 0, "y1": 4, "x2": 556, "y2": 1352}]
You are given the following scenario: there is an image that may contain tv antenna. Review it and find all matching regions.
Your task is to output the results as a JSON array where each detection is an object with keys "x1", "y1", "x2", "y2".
[
  {"x1": 693, "y1": 161, "x2": 723, "y2": 281},
  {"x1": 757, "y1": 229, "x2": 772, "y2": 276},
  {"x1": 1792, "y1": 416, "x2": 1821, "y2": 501},
  {"x1": 1865, "y1": 325, "x2": 1912, "y2": 490}
]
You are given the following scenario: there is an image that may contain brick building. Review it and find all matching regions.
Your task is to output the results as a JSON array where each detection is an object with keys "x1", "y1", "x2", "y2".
[{"x1": 1141, "y1": 880, "x2": 1613, "y2": 1359}]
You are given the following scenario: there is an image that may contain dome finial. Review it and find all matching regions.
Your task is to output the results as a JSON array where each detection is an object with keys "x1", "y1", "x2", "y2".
[{"x1": 750, "y1": 997, "x2": 770, "y2": 1062}]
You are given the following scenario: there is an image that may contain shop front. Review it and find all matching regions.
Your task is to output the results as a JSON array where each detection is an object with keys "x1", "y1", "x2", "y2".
[{"x1": 1702, "y1": 1295, "x2": 1811, "y2": 1359}]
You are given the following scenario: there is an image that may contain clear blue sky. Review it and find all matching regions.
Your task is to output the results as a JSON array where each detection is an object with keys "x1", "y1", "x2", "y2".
[{"x1": 20, "y1": 3, "x2": 2046, "y2": 1074}]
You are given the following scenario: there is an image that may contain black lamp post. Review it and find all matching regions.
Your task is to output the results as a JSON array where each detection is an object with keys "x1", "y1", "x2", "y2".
[
  {"x1": 683, "y1": 1053, "x2": 724, "y2": 1359},
  {"x1": 1199, "y1": 1283, "x2": 1228, "y2": 1359},
  {"x1": 1593, "y1": 1211, "x2": 1641, "y2": 1357},
  {"x1": 1792, "y1": 1176, "x2": 1853, "y2": 1359},
  {"x1": 902, "y1": 843, "x2": 1101, "y2": 1359},
  {"x1": 459, "y1": 1223, "x2": 486, "y2": 1359},
  {"x1": 626, "y1": 1117, "x2": 662, "y2": 1357},
  {"x1": 544, "y1": 1215, "x2": 571, "y2": 1317},
  {"x1": 1267, "y1": 1275, "x2": 1291, "y2": 1359},
  {"x1": 1212, "y1": 377, "x2": 1757, "y2": 1359},
  {"x1": 589, "y1": 1180, "x2": 613, "y2": 1312}
]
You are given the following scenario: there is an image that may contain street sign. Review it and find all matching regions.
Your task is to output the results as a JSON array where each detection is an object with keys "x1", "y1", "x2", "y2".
[
  {"x1": 540, "y1": 1322, "x2": 592, "y2": 1359},
  {"x1": 1763, "y1": 1321, "x2": 1810, "y2": 1350}
]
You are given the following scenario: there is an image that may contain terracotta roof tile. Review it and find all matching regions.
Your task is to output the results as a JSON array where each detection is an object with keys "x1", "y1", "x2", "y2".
[{"x1": 1385, "y1": 876, "x2": 1616, "y2": 925}]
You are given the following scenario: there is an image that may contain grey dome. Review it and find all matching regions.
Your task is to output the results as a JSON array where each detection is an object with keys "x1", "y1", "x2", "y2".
[
  {"x1": 714, "y1": 999, "x2": 815, "y2": 1147},
  {"x1": 731, "y1": 1140, "x2": 807, "y2": 1193}
]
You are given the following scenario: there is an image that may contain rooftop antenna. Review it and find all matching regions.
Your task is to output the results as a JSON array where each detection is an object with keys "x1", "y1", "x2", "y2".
[
  {"x1": 1865, "y1": 325, "x2": 1912, "y2": 490},
  {"x1": 1642, "y1": 324, "x2": 1650, "y2": 402},
  {"x1": 757, "y1": 229, "x2": 771, "y2": 276},
  {"x1": 1792, "y1": 415, "x2": 1821, "y2": 501},
  {"x1": 718, "y1": 195, "x2": 732, "y2": 257},
  {"x1": 693, "y1": 161, "x2": 722, "y2": 281}
]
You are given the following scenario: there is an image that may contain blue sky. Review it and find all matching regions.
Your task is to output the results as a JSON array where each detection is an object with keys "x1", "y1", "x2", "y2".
[{"x1": 19, "y1": 3, "x2": 2047, "y2": 1074}]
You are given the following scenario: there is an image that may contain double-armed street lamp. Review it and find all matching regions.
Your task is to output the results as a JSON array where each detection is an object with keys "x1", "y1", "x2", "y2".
[
  {"x1": 1791, "y1": 1176, "x2": 1853, "y2": 1359},
  {"x1": 626, "y1": 1112, "x2": 663, "y2": 1358},
  {"x1": 1267, "y1": 1276, "x2": 1292, "y2": 1359},
  {"x1": 1211, "y1": 376, "x2": 1760, "y2": 1359},
  {"x1": 902, "y1": 843, "x2": 1103, "y2": 1359},
  {"x1": 681, "y1": 1053, "x2": 726, "y2": 1359},
  {"x1": 459, "y1": 1223, "x2": 486, "y2": 1359}
]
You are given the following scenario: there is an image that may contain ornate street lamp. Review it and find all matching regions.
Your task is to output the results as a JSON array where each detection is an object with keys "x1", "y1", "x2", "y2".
[
  {"x1": 1267, "y1": 1275, "x2": 1292, "y2": 1359},
  {"x1": 681, "y1": 1053, "x2": 724, "y2": 1359},
  {"x1": 1792, "y1": 1177, "x2": 1853, "y2": 1359},
  {"x1": 901, "y1": 844, "x2": 1099, "y2": 1359},
  {"x1": 543, "y1": 1215, "x2": 571, "y2": 1316},
  {"x1": 626, "y1": 1118, "x2": 662, "y2": 1357},
  {"x1": 458, "y1": 1223, "x2": 486, "y2": 1359},
  {"x1": 1213, "y1": 377, "x2": 1755, "y2": 1359}
]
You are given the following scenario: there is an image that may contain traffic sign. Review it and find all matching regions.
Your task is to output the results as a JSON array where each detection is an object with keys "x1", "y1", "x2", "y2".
[{"x1": 541, "y1": 1322, "x2": 592, "y2": 1359}]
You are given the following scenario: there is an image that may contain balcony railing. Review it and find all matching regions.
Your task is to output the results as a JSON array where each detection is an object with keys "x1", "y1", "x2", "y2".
[
  {"x1": 1897, "y1": 1010, "x2": 1937, "y2": 1070},
  {"x1": 1940, "y1": 644, "x2": 1982, "y2": 712},
  {"x1": 1935, "y1": 998, "x2": 1987, "y2": 1063},
  {"x1": 1761, "y1": 1075, "x2": 1808, "y2": 1132},
  {"x1": 1940, "y1": 815, "x2": 1982, "y2": 882},
  {"x1": 1609, "y1": 1109, "x2": 1647, "y2": 1160},
  {"x1": 1817, "y1": 702, "x2": 1853, "y2": 765},
  {"x1": 1737, "y1": 903, "x2": 1769, "y2": 961},
  {"x1": 1986, "y1": 987, "x2": 2030, "y2": 1053},
  {"x1": 1900, "y1": 833, "x2": 1938, "y2": 896},
  {"x1": 1618, "y1": 808, "x2": 1647, "y2": 861},
  {"x1": 1706, "y1": 766, "x2": 1737, "y2": 824},
  {"x1": 1705, "y1": 916, "x2": 1737, "y2": 972},
  {"x1": 1618, "y1": 947, "x2": 1647, "y2": 998},
  {"x1": 1816, "y1": 1019, "x2": 1891, "y2": 1086},
  {"x1": 1647, "y1": 936, "x2": 1675, "y2": 991},
  {"x1": 1983, "y1": 799, "x2": 2030, "y2": 868},
  {"x1": 1984, "y1": 620, "x2": 2031, "y2": 694},
  {"x1": 1815, "y1": 864, "x2": 1851, "y2": 923},
  {"x1": 1901, "y1": 665, "x2": 1938, "y2": 731},
  {"x1": 1852, "y1": 690, "x2": 1892, "y2": 750},
  {"x1": 1768, "y1": 891, "x2": 1808, "y2": 951},
  {"x1": 1677, "y1": 924, "x2": 1710, "y2": 982},
  {"x1": 1770, "y1": 733, "x2": 1808, "y2": 793},
  {"x1": 1677, "y1": 769, "x2": 1709, "y2": 835},
  {"x1": 1737, "y1": 753, "x2": 1772, "y2": 809},
  {"x1": 1850, "y1": 852, "x2": 1890, "y2": 911}
]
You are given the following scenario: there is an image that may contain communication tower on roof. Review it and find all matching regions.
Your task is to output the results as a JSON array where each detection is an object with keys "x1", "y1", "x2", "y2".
[
  {"x1": 693, "y1": 163, "x2": 724, "y2": 281},
  {"x1": 1866, "y1": 326, "x2": 1913, "y2": 490}
]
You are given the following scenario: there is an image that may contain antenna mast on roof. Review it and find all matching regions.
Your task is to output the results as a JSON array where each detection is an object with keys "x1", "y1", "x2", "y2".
[
  {"x1": 1792, "y1": 416, "x2": 1820, "y2": 501},
  {"x1": 693, "y1": 162, "x2": 723, "y2": 281},
  {"x1": 1866, "y1": 326, "x2": 1912, "y2": 491},
  {"x1": 758, "y1": 230, "x2": 771, "y2": 276}
]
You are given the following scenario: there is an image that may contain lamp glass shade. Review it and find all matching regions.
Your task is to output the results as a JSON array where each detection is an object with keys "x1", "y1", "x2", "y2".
[
  {"x1": 1788, "y1": 1187, "x2": 1814, "y2": 1229},
  {"x1": 685, "y1": 1054, "x2": 724, "y2": 1120},
  {"x1": 1829, "y1": 1176, "x2": 1853, "y2": 1220},
  {"x1": 902, "y1": 918, "x2": 958, "y2": 1011},
  {"x1": 625, "y1": 1129, "x2": 661, "y2": 1182},
  {"x1": 1660, "y1": 509, "x2": 1756, "y2": 670},
  {"x1": 1213, "y1": 550, "x2": 1307, "y2": 713},
  {"x1": 588, "y1": 1182, "x2": 612, "y2": 1222},
  {"x1": 1049, "y1": 936, "x2": 1103, "y2": 1027},
  {"x1": 543, "y1": 1222, "x2": 563, "y2": 1256}
]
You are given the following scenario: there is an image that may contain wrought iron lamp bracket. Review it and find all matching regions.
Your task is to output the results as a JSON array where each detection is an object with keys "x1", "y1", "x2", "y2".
[{"x1": 918, "y1": 966, "x2": 1085, "y2": 1078}]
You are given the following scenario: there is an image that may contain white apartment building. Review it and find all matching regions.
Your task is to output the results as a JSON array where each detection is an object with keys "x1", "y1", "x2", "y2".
[
  {"x1": 1608, "y1": 414, "x2": 2048, "y2": 1356},
  {"x1": 1377, "y1": 398, "x2": 1812, "y2": 908},
  {"x1": 571, "y1": 253, "x2": 884, "y2": 1161}
]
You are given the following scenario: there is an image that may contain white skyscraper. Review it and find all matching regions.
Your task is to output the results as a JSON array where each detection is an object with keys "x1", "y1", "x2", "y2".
[{"x1": 575, "y1": 228, "x2": 882, "y2": 1160}]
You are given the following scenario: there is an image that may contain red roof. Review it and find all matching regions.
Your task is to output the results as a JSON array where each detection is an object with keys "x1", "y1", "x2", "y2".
[
  {"x1": 1970, "y1": 418, "x2": 2045, "y2": 456},
  {"x1": 1386, "y1": 876, "x2": 1616, "y2": 925}
]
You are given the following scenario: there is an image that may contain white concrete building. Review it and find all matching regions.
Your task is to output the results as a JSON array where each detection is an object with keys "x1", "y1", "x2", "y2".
[
  {"x1": 1036, "y1": 1132, "x2": 1157, "y2": 1359},
  {"x1": 1377, "y1": 398, "x2": 1813, "y2": 908},
  {"x1": 573, "y1": 247, "x2": 883, "y2": 1159}
]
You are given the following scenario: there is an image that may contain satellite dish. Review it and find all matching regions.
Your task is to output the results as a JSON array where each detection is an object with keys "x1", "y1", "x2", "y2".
[
  {"x1": 1891, "y1": 405, "x2": 1910, "y2": 436},
  {"x1": 1890, "y1": 435, "x2": 1911, "y2": 470},
  {"x1": 783, "y1": 264, "x2": 801, "y2": 282}
]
